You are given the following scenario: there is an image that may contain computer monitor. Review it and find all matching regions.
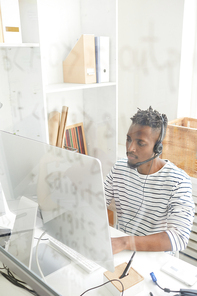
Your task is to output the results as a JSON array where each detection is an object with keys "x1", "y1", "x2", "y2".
[
  {"x1": 0, "y1": 130, "x2": 114, "y2": 272},
  {"x1": 0, "y1": 245, "x2": 61, "y2": 296}
]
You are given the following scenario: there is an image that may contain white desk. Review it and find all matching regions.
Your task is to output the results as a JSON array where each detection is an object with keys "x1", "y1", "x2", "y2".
[{"x1": 0, "y1": 227, "x2": 197, "y2": 296}]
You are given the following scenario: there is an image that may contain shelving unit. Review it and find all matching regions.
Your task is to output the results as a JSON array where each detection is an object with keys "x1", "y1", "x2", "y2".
[
  {"x1": 0, "y1": 0, "x2": 118, "y2": 178},
  {"x1": 0, "y1": 0, "x2": 47, "y2": 142}
]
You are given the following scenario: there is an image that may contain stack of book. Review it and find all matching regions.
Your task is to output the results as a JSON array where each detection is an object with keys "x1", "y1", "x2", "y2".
[
  {"x1": 63, "y1": 34, "x2": 109, "y2": 84},
  {"x1": 48, "y1": 106, "x2": 87, "y2": 155},
  {"x1": 64, "y1": 122, "x2": 87, "y2": 155}
]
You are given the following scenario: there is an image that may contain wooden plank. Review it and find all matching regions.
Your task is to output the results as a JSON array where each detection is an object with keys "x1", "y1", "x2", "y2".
[
  {"x1": 193, "y1": 196, "x2": 197, "y2": 203},
  {"x1": 189, "y1": 232, "x2": 197, "y2": 242},
  {"x1": 48, "y1": 111, "x2": 60, "y2": 146},
  {"x1": 179, "y1": 253, "x2": 197, "y2": 266},
  {"x1": 181, "y1": 247, "x2": 197, "y2": 259},
  {"x1": 192, "y1": 223, "x2": 197, "y2": 233},
  {"x1": 56, "y1": 106, "x2": 68, "y2": 148},
  {"x1": 187, "y1": 240, "x2": 197, "y2": 250}
]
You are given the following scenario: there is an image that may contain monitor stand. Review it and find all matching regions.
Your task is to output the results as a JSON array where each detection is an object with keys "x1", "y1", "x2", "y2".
[
  {"x1": 6, "y1": 196, "x2": 71, "y2": 278},
  {"x1": 31, "y1": 243, "x2": 71, "y2": 277},
  {"x1": 6, "y1": 196, "x2": 38, "y2": 268}
]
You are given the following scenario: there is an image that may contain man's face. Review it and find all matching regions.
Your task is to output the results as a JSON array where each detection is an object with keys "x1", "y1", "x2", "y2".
[{"x1": 126, "y1": 124, "x2": 159, "y2": 167}]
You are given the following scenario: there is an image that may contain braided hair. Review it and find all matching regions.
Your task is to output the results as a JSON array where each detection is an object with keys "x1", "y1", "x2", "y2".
[{"x1": 130, "y1": 106, "x2": 168, "y2": 137}]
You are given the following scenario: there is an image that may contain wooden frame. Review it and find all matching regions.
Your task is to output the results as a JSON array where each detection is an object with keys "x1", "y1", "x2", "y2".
[{"x1": 64, "y1": 122, "x2": 88, "y2": 155}]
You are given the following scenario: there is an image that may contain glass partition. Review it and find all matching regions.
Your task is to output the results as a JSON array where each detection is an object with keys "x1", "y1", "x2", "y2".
[{"x1": 0, "y1": 130, "x2": 114, "y2": 290}]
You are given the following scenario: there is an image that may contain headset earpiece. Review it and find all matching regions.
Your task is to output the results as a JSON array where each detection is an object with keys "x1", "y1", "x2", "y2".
[
  {"x1": 153, "y1": 142, "x2": 163, "y2": 155},
  {"x1": 153, "y1": 115, "x2": 164, "y2": 155}
]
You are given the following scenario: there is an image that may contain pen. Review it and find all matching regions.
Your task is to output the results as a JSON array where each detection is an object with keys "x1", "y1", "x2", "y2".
[{"x1": 119, "y1": 251, "x2": 136, "y2": 279}]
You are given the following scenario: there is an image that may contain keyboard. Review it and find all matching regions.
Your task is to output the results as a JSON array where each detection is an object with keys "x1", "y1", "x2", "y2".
[{"x1": 48, "y1": 237, "x2": 100, "y2": 273}]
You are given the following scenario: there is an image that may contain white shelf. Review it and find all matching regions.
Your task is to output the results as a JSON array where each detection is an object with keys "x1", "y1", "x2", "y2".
[
  {"x1": 0, "y1": 0, "x2": 118, "y2": 178},
  {"x1": 0, "y1": 43, "x2": 39, "y2": 48},
  {"x1": 45, "y1": 82, "x2": 116, "y2": 93}
]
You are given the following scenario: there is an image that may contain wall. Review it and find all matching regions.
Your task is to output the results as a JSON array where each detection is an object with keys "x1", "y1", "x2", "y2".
[{"x1": 118, "y1": 0, "x2": 185, "y2": 154}]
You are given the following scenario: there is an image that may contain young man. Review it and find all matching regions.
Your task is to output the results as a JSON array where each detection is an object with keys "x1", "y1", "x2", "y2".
[{"x1": 104, "y1": 107, "x2": 195, "y2": 254}]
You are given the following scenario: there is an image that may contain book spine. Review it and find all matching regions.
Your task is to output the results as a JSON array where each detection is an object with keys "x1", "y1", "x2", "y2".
[{"x1": 95, "y1": 36, "x2": 101, "y2": 83}]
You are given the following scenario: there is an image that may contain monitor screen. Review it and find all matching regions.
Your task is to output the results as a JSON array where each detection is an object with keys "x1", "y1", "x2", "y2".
[
  {"x1": 0, "y1": 130, "x2": 114, "y2": 273},
  {"x1": 0, "y1": 245, "x2": 61, "y2": 296}
]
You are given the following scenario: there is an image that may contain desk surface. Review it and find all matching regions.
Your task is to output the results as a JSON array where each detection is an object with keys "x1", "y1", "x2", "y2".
[{"x1": 1, "y1": 227, "x2": 197, "y2": 296}]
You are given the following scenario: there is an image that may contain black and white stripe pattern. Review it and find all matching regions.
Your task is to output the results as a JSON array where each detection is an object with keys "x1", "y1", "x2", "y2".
[{"x1": 104, "y1": 158, "x2": 195, "y2": 251}]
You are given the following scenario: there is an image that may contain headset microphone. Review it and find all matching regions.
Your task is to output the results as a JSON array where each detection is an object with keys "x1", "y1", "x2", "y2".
[{"x1": 127, "y1": 151, "x2": 161, "y2": 169}]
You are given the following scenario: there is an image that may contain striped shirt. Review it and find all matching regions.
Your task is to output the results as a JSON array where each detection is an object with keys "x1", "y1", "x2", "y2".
[{"x1": 104, "y1": 158, "x2": 195, "y2": 251}]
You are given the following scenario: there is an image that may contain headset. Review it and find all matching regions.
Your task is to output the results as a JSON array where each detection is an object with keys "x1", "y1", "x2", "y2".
[
  {"x1": 128, "y1": 114, "x2": 165, "y2": 168},
  {"x1": 153, "y1": 114, "x2": 164, "y2": 155}
]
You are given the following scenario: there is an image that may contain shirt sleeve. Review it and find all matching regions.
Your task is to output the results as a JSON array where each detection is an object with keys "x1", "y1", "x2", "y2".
[{"x1": 166, "y1": 177, "x2": 195, "y2": 251}]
